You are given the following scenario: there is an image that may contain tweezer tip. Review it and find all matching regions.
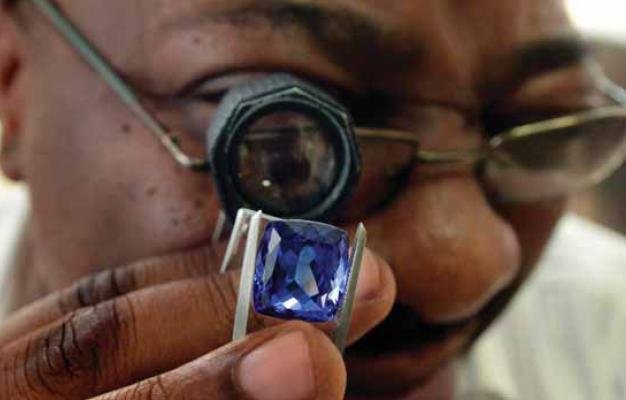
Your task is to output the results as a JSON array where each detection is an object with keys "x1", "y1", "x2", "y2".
[{"x1": 356, "y1": 223, "x2": 367, "y2": 238}]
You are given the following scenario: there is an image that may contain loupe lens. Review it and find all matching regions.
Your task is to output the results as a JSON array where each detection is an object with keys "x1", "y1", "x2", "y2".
[
  {"x1": 234, "y1": 111, "x2": 340, "y2": 215},
  {"x1": 208, "y1": 73, "x2": 360, "y2": 221}
]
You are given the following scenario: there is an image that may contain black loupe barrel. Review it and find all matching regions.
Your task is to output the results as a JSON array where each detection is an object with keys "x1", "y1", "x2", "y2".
[{"x1": 208, "y1": 74, "x2": 361, "y2": 222}]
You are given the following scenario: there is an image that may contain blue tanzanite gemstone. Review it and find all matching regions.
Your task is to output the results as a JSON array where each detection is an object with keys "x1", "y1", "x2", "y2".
[{"x1": 253, "y1": 220, "x2": 350, "y2": 322}]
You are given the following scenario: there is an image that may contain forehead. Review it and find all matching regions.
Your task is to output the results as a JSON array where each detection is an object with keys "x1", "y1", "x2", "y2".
[
  {"x1": 52, "y1": 0, "x2": 576, "y2": 100},
  {"x1": 64, "y1": 0, "x2": 572, "y2": 46},
  {"x1": 69, "y1": 0, "x2": 570, "y2": 34}
]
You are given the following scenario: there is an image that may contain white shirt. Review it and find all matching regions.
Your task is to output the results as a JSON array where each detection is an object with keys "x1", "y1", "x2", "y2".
[
  {"x1": 1, "y1": 183, "x2": 625, "y2": 399},
  {"x1": 455, "y1": 215, "x2": 626, "y2": 400}
]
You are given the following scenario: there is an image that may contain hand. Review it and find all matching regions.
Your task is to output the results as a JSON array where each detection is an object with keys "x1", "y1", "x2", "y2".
[{"x1": 0, "y1": 247, "x2": 395, "y2": 399}]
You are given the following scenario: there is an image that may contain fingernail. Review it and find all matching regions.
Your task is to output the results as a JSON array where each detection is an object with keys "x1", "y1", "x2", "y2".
[
  {"x1": 238, "y1": 332, "x2": 315, "y2": 400},
  {"x1": 355, "y1": 249, "x2": 382, "y2": 302}
]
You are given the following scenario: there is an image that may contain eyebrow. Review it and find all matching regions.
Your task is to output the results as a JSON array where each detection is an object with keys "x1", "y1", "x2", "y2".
[
  {"x1": 164, "y1": 1, "x2": 422, "y2": 77},
  {"x1": 486, "y1": 37, "x2": 591, "y2": 99},
  {"x1": 513, "y1": 38, "x2": 589, "y2": 82}
]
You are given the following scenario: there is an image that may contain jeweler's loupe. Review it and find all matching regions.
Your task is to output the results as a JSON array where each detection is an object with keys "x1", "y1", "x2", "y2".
[
  {"x1": 220, "y1": 208, "x2": 367, "y2": 352},
  {"x1": 207, "y1": 74, "x2": 361, "y2": 223}
]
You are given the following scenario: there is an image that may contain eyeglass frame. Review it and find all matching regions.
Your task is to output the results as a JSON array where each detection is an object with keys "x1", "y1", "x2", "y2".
[{"x1": 30, "y1": 0, "x2": 626, "y2": 177}]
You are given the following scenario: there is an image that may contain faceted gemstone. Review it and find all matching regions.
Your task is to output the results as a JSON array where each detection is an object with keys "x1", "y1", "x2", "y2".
[{"x1": 253, "y1": 220, "x2": 350, "y2": 322}]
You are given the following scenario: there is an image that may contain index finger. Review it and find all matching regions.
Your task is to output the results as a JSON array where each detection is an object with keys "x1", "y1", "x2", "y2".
[
  {"x1": 0, "y1": 249, "x2": 394, "y2": 399},
  {"x1": 0, "y1": 246, "x2": 221, "y2": 347}
]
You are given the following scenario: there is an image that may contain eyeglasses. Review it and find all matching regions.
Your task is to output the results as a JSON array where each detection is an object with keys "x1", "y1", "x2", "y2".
[{"x1": 31, "y1": 0, "x2": 626, "y2": 219}]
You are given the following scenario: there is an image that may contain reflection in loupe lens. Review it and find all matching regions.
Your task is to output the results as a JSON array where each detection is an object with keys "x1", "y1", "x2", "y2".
[{"x1": 235, "y1": 111, "x2": 339, "y2": 215}]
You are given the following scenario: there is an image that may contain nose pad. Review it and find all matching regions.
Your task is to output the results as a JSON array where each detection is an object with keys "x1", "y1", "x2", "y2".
[{"x1": 368, "y1": 174, "x2": 522, "y2": 324}]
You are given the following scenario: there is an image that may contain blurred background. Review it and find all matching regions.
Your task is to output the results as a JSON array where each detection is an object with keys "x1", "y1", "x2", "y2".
[{"x1": 0, "y1": 0, "x2": 624, "y2": 235}]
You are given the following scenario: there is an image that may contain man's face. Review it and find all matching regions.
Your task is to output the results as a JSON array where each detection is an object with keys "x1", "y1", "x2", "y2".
[{"x1": 1, "y1": 0, "x2": 599, "y2": 396}]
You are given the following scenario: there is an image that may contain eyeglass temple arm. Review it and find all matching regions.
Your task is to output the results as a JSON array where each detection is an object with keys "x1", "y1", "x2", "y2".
[
  {"x1": 355, "y1": 77, "x2": 626, "y2": 165},
  {"x1": 30, "y1": 0, "x2": 208, "y2": 170},
  {"x1": 354, "y1": 127, "x2": 486, "y2": 164}
]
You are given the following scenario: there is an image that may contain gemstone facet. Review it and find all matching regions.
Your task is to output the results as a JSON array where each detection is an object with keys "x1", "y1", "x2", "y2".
[{"x1": 253, "y1": 220, "x2": 350, "y2": 322}]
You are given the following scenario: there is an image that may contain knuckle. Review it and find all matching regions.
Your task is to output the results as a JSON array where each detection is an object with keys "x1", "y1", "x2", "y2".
[
  {"x1": 45, "y1": 313, "x2": 99, "y2": 382},
  {"x1": 58, "y1": 268, "x2": 137, "y2": 313},
  {"x1": 30, "y1": 300, "x2": 127, "y2": 395}
]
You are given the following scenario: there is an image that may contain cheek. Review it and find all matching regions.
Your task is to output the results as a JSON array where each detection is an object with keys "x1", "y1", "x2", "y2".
[
  {"x1": 364, "y1": 173, "x2": 524, "y2": 323},
  {"x1": 21, "y1": 69, "x2": 220, "y2": 287}
]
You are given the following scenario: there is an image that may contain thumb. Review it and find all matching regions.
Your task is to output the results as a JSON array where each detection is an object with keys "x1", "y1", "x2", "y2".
[{"x1": 91, "y1": 321, "x2": 346, "y2": 400}]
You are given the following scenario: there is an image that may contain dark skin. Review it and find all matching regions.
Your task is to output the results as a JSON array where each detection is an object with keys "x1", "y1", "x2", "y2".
[{"x1": 0, "y1": 0, "x2": 603, "y2": 398}]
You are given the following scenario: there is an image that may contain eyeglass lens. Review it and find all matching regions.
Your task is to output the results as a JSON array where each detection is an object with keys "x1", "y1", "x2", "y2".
[{"x1": 483, "y1": 116, "x2": 626, "y2": 202}]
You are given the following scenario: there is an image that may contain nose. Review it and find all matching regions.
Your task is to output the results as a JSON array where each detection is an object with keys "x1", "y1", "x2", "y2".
[{"x1": 366, "y1": 170, "x2": 521, "y2": 323}]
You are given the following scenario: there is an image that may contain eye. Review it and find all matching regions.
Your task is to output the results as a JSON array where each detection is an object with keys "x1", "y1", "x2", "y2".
[
  {"x1": 183, "y1": 72, "x2": 273, "y2": 103},
  {"x1": 183, "y1": 71, "x2": 399, "y2": 134}
]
